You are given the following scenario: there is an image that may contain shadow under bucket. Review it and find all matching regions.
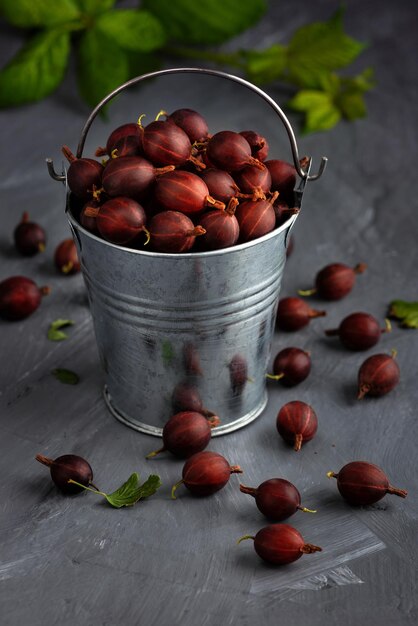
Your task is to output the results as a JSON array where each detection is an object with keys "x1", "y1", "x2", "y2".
[{"x1": 48, "y1": 68, "x2": 327, "y2": 437}]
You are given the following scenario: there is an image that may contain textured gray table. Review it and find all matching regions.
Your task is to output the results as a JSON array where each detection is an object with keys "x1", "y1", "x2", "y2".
[{"x1": 1, "y1": 2, "x2": 417, "y2": 625}]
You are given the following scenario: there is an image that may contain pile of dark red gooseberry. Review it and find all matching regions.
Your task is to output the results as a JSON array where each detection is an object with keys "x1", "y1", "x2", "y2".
[{"x1": 64, "y1": 108, "x2": 300, "y2": 253}]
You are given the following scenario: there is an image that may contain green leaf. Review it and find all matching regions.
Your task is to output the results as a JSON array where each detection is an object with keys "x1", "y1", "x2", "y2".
[
  {"x1": 0, "y1": 30, "x2": 70, "y2": 107},
  {"x1": 143, "y1": 0, "x2": 266, "y2": 45},
  {"x1": 104, "y1": 473, "x2": 162, "y2": 508},
  {"x1": 96, "y1": 9, "x2": 166, "y2": 52},
  {"x1": 77, "y1": 28, "x2": 130, "y2": 108},
  {"x1": 51, "y1": 368, "x2": 80, "y2": 384},
  {"x1": 388, "y1": 300, "x2": 418, "y2": 328},
  {"x1": 288, "y1": 89, "x2": 341, "y2": 133},
  {"x1": 162, "y1": 340, "x2": 174, "y2": 367},
  {"x1": 244, "y1": 44, "x2": 286, "y2": 83},
  {"x1": 47, "y1": 319, "x2": 75, "y2": 341},
  {"x1": 73, "y1": 0, "x2": 115, "y2": 14},
  {"x1": 0, "y1": 0, "x2": 80, "y2": 28},
  {"x1": 286, "y1": 9, "x2": 366, "y2": 88}
]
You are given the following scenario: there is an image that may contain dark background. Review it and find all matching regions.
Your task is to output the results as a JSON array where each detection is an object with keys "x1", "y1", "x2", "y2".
[{"x1": 0, "y1": 1, "x2": 417, "y2": 624}]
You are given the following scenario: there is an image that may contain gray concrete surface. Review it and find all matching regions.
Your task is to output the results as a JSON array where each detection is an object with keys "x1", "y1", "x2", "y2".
[{"x1": 0, "y1": 1, "x2": 417, "y2": 624}]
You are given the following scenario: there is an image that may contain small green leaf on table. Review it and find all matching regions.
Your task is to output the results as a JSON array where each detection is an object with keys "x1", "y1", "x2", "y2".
[
  {"x1": 388, "y1": 300, "x2": 418, "y2": 328},
  {"x1": 51, "y1": 368, "x2": 80, "y2": 385},
  {"x1": 68, "y1": 473, "x2": 162, "y2": 508},
  {"x1": 48, "y1": 319, "x2": 75, "y2": 341}
]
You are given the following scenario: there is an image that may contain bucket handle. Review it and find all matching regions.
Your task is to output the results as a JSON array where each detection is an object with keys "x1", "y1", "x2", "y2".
[{"x1": 46, "y1": 67, "x2": 327, "y2": 183}]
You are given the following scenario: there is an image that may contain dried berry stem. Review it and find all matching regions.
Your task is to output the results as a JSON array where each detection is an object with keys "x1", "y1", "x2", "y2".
[
  {"x1": 383, "y1": 319, "x2": 392, "y2": 333},
  {"x1": 189, "y1": 226, "x2": 206, "y2": 237},
  {"x1": 309, "y1": 308, "x2": 326, "y2": 319},
  {"x1": 239, "y1": 484, "x2": 257, "y2": 497},
  {"x1": 357, "y1": 384, "x2": 370, "y2": 400},
  {"x1": 294, "y1": 434, "x2": 303, "y2": 451},
  {"x1": 40, "y1": 286, "x2": 51, "y2": 296},
  {"x1": 84, "y1": 206, "x2": 100, "y2": 218},
  {"x1": 171, "y1": 479, "x2": 184, "y2": 499},
  {"x1": 300, "y1": 543, "x2": 322, "y2": 554},
  {"x1": 61, "y1": 145, "x2": 76, "y2": 163},
  {"x1": 206, "y1": 196, "x2": 225, "y2": 210},
  {"x1": 35, "y1": 453, "x2": 54, "y2": 467},
  {"x1": 230, "y1": 465, "x2": 243, "y2": 474},
  {"x1": 387, "y1": 485, "x2": 408, "y2": 498},
  {"x1": 208, "y1": 415, "x2": 221, "y2": 428},
  {"x1": 268, "y1": 191, "x2": 279, "y2": 205},
  {"x1": 145, "y1": 447, "x2": 166, "y2": 460},
  {"x1": 249, "y1": 157, "x2": 265, "y2": 170},
  {"x1": 189, "y1": 155, "x2": 206, "y2": 170},
  {"x1": 155, "y1": 165, "x2": 176, "y2": 177},
  {"x1": 354, "y1": 263, "x2": 367, "y2": 274},
  {"x1": 226, "y1": 197, "x2": 239, "y2": 216}
]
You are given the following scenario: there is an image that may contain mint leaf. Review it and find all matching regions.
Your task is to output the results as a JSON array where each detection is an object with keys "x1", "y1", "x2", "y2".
[
  {"x1": 143, "y1": 0, "x2": 266, "y2": 45},
  {"x1": 51, "y1": 368, "x2": 80, "y2": 384},
  {"x1": 244, "y1": 44, "x2": 286, "y2": 83},
  {"x1": 104, "y1": 473, "x2": 161, "y2": 508},
  {"x1": 0, "y1": 30, "x2": 70, "y2": 107},
  {"x1": 162, "y1": 340, "x2": 174, "y2": 367},
  {"x1": 77, "y1": 28, "x2": 130, "y2": 108},
  {"x1": 47, "y1": 319, "x2": 74, "y2": 341},
  {"x1": 286, "y1": 9, "x2": 366, "y2": 88},
  {"x1": 96, "y1": 9, "x2": 166, "y2": 52},
  {"x1": 288, "y1": 90, "x2": 341, "y2": 133},
  {"x1": 0, "y1": 0, "x2": 80, "y2": 28},
  {"x1": 73, "y1": 0, "x2": 115, "y2": 14},
  {"x1": 389, "y1": 300, "x2": 418, "y2": 328}
]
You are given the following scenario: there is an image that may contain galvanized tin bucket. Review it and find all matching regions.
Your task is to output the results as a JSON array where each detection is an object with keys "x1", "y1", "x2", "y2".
[{"x1": 47, "y1": 68, "x2": 326, "y2": 437}]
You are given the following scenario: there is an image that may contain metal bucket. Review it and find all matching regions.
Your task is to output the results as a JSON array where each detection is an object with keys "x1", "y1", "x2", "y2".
[{"x1": 47, "y1": 68, "x2": 326, "y2": 437}]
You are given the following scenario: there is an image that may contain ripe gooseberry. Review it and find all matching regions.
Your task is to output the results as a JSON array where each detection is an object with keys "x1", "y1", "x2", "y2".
[
  {"x1": 239, "y1": 130, "x2": 269, "y2": 161},
  {"x1": 142, "y1": 120, "x2": 204, "y2": 169},
  {"x1": 95, "y1": 121, "x2": 143, "y2": 157},
  {"x1": 276, "y1": 297, "x2": 326, "y2": 331},
  {"x1": 0, "y1": 276, "x2": 50, "y2": 320},
  {"x1": 206, "y1": 131, "x2": 264, "y2": 172},
  {"x1": 54, "y1": 239, "x2": 80, "y2": 274},
  {"x1": 239, "y1": 478, "x2": 316, "y2": 521},
  {"x1": 62, "y1": 145, "x2": 103, "y2": 200},
  {"x1": 14, "y1": 212, "x2": 46, "y2": 256},
  {"x1": 86, "y1": 197, "x2": 148, "y2": 245},
  {"x1": 36, "y1": 453, "x2": 96, "y2": 494},
  {"x1": 327, "y1": 461, "x2": 407, "y2": 505},
  {"x1": 325, "y1": 312, "x2": 391, "y2": 350},
  {"x1": 266, "y1": 347, "x2": 311, "y2": 387},
  {"x1": 199, "y1": 169, "x2": 243, "y2": 204},
  {"x1": 198, "y1": 198, "x2": 240, "y2": 251},
  {"x1": 148, "y1": 211, "x2": 205, "y2": 253},
  {"x1": 102, "y1": 155, "x2": 174, "y2": 201},
  {"x1": 154, "y1": 170, "x2": 224, "y2": 215},
  {"x1": 265, "y1": 159, "x2": 297, "y2": 204},
  {"x1": 276, "y1": 400, "x2": 318, "y2": 451},
  {"x1": 167, "y1": 108, "x2": 209, "y2": 143},
  {"x1": 145, "y1": 411, "x2": 220, "y2": 459},
  {"x1": 235, "y1": 192, "x2": 278, "y2": 243},
  {"x1": 234, "y1": 164, "x2": 271, "y2": 198},
  {"x1": 238, "y1": 524, "x2": 322, "y2": 565},
  {"x1": 299, "y1": 262, "x2": 367, "y2": 301},
  {"x1": 357, "y1": 351, "x2": 400, "y2": 399},
  {"x1": 171, "y1": 450, "x2": 243, "y2": 498}
]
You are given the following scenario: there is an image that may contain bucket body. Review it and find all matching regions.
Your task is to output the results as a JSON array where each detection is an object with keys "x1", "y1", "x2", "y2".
[{"x1": 67, "y1": 196, "x2": 296, "y2": 436}]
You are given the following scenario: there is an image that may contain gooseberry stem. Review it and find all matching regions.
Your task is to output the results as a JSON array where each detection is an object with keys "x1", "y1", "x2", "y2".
[
  {"x1": 171, "y1": 479, "x2": 184, "y2": 500},
  {"x1": 237, "y1": 535, "x2": 255, "y2": 544},
  {"x1": 266, "y1": 373, "x2": 285, "y2": 381},
  {"x1": 298, "y1": 506, "x2": 317, "y2": 514},
  {"x1": 387, "y1": 485, "x2": 408, "y2": 498},
  {"x1": 327, "y1": 471, "x2": 337, "y2": 479},
  {"x1": 300, "y1": 543, "x2": 322, "y2": 554},
  {"x1": 145, "y1": 447, "x2": 165, "y2": 460},
  {"x1": 383, "y1": 318, "x2": 392, "y2": 333},
  {"x1": 354, "y1": 263, "x2": 367, "y2": 274},
  {"x1": 294, "y1": 434, "x2": 303, "y2": 451},
  {"x1": 230, "y1": 465, "x2": 243, "y2": 474},
  {"x1": 298, "y1": 288, "x2": 317, "y2": 297},
  {"x1": 239, "y1": 484, "x2": 257, "y2": 497},
  {"x1": 67, "y1": 479, "x2": 104, "y2": 495}
]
